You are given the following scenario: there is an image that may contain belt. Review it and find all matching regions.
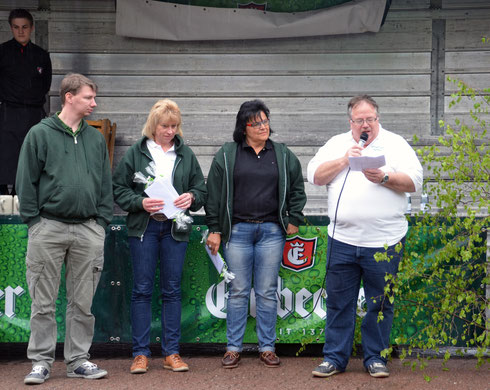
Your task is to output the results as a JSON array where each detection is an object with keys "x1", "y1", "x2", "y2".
[
  {"x1": 150, "y1": 213, "x2": 168, "y2": 222},
  {"x1": 244, "y1": 219, "x2": 264, "y2": 224}
]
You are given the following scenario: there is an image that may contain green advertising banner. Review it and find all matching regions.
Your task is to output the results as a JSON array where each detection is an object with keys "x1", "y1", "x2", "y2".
[
  {"x1": 116, "y1": 0, "x2": 390, "y2": 41},
  {"x1": 0, "y1": 217, "x2": 331, "y2": 344},
  {"x1": 1, "y1": 216, "x2": 483, "y2": 347},
  {"x1": 155, "y1": 0, "x2": 353, "y2": 13}
]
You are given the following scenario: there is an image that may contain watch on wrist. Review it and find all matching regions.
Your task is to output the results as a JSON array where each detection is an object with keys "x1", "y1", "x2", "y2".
[{"x1": 381, "y1": 173, "x2": 389, "y2": 184}]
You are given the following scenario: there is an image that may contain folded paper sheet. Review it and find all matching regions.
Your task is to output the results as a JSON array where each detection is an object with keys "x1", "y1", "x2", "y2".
[
  {"x1": 144, "y1": 177, "x2": 183, "y2": 219},
  {"x1": 348, "y1": 155, "x2": 386, "y2": 171}
]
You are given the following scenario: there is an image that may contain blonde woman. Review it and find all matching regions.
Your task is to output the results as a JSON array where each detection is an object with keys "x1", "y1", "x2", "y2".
[{"x1": 113, "y1": 99, "x2": 206, "y2": 373}]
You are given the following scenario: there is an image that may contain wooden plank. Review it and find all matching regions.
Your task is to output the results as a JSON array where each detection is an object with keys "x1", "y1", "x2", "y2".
[
  {"x1": 50, "y1": 74, "x2": 431, "y2": 97},
  {"x1": 445, "y1": 19, "x2": 490, "y2": 51},
  {"x1": 50, "y1": 52, "x2": 432, "y2": 75},
  {"x1": 92, "y1": 112, "x2": 429, "y2": 146},
  {"x1": 47, "y1": 19, "x2": 432, "y2": 53},
  {"x1": 443, "y1": 0, "x2": 490, "y2": 9},
  {"x1": 390, "y1": 0, "x2": 430, "y2": 10},
  {"x1": 445, "y1": 51, "x2": 490, "y2": 73},
  {"x1": 50, "y1": 96, "x2": 431, "y2": 116},
  {"x1": 444, "y1": 97, "x2": 490, "y2": 114},
  {"x1": 0, "y1": 1, "x2": 38, "y2": 11},
  {"x1": 445, "y1": 74, "x2": 490, "y2": 93},
  {"x1": 49, "y1": 0, "x2": 115, "y2": 12}
]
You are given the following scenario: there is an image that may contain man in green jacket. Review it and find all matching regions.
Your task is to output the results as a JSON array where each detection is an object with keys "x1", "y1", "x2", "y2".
[{"x1": 16, "y1": 73, "x2": 113, "y2": 385}]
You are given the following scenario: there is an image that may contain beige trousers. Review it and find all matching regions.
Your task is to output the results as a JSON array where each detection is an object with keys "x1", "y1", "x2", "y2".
[{"x1": 25, "y1": 218, "x2": 105, "y2": 371}]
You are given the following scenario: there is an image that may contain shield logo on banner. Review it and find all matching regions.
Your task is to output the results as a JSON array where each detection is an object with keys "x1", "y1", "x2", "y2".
[
  {"x1": 282, "y1": 235, "x2": 317, "y2": 272},
  {"x1": 238, "y1": 2, "x2": 267, "y2": 11}
]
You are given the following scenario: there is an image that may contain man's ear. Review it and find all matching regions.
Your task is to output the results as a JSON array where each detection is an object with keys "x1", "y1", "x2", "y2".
[{"x1": 64, "y1": 92, "x2": 73, "y2": 104}]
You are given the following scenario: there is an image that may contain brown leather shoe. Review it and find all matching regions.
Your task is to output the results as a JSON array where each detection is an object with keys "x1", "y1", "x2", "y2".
[
  {"x1": 222, "y1": 351, "x2": 240, "y2": 369},
  {"x1": 260, "y1": 351, "x2": 280, "y2": 367},
  {"x1": 130, "y1": 355, "x2": 149, "y2": 374},
  {"x1": 163, "y1": 354, "x2": 189, "y2": 372}
]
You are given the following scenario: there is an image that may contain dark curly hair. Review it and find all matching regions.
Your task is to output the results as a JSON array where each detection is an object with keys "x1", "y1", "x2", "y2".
[{"x1": 233, "y1": 99, "x2": 273, "y2": 143}]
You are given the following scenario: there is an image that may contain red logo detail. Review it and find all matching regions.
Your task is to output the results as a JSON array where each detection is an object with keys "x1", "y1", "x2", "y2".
[
  {"x1": 37, "y1": 67, "x2": 43, "y2": 74},
  {"x1": 282, "y1": 236, "x2": 317, "y2": 272},
  {"x1": 238, "y1": 2, "x2": 267, "y2": 11}
]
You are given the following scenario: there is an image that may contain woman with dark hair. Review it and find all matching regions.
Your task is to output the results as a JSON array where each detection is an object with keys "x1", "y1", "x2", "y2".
[
  {"x1": 113, "y1": 99, "x2": 206, "y2": 374},
  {"x1": 205, "y1": 99, "x2": 306, "y2": 369}
]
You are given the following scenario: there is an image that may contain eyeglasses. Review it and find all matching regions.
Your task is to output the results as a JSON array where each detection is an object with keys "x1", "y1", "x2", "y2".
[
  {"x1": 246, "y1": 119, "x2": 270, "y2": 128},
  {"x1": 350, "y1": 117, "x2": 378, "y2": 126}
]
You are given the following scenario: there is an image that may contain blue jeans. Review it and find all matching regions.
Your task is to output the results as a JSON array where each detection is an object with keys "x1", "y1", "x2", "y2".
[
  {"x1": 322, "y1": 236, "x2": 404, "y2": 370},
  {"x1": 129, "y1": 219, "x2": 188, "y2": 357},
  {"x1": 224, "y1": 222, "x2": 285, "y2": 352}
]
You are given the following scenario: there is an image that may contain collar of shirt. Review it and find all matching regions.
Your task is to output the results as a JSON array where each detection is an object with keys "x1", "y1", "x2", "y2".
[
  {"x1": 12, "y1": 38, "x2": 30, "y2": 52},
  {"x1": 146, "y1": 138, "x2": 177, "y2": 180},
  {"x1": 241, "y1": 138, "x2": 273, "y2": 151},
  {"x1": 56, "y1": 112, "x2": 83, "y2": 135},
  {"x1": 147, "y1": 138, "x2": 175, "y2": 153}
]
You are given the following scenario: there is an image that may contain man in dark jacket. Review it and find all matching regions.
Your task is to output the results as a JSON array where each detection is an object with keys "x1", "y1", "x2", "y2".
[
  {"x1": 0, "y1": 9, "x2": 52, "y2": 195},
  {"x1": 16, "y1": 73, "x2": 112, "y2": 385}
]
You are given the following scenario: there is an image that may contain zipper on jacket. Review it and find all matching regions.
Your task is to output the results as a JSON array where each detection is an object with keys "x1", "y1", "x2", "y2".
[
  {"x1": 74, "y1": 135, "x2": 78, "y2": 144},
  {"x1": 141, "y1": 216, "x2": 150, "y2": 242},
  {"x1": 141, "y1": 147, "x2": 154, "y2": 241},
  {"x1": 223, "y1": 152, "x2": 232, "y2": 244},
  {"x1": 278, "y1": 152, "x2": 288, "y2": 232},
  {"x1": 172, "y1": 156, "x2": 181, "y2": 184}
]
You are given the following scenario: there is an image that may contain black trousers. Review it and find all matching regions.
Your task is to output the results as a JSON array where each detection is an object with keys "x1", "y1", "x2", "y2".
[{"x1": 0, "y1": 102, "x2": 45, "y2": 186}]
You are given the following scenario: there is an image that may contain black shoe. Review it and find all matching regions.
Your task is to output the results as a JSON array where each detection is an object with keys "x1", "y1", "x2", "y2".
[
  {"x1": 312, "y1": 361, "x2": 340, "y2": 377},
  {"x1": 366, "y1": 362, "x2": 389, "y2": 378}
]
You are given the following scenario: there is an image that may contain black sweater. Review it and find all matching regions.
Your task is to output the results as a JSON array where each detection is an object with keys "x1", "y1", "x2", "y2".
[{"x1": 0, "y1": 38, "x2": 51, "y2": 107}]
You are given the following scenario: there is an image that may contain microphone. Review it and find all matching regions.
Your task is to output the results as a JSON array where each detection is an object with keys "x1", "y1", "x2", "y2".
[{"x1": 358, "y1": 132, "x2": 368, "y2": 147}]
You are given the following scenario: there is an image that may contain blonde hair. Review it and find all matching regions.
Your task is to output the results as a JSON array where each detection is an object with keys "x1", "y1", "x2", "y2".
[{"x1": 142, "y1": 99, "x2": 183, "y2": 139}]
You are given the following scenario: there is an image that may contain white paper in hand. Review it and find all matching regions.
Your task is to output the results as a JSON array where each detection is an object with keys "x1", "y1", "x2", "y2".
[
  {"x1": 144, "y1": 177, "x2": 183, "y2": 219},
  {"x1": 348, "y1": 155, "x2": 386, "y2": 171},
  {"x1": 205, "y1": 246, "x2": 225, "y2": 274}
]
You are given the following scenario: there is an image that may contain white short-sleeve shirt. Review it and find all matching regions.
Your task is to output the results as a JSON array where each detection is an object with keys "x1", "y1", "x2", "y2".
[{"x1": 307, "y1": 125, "x2": 423, "y2": 247}]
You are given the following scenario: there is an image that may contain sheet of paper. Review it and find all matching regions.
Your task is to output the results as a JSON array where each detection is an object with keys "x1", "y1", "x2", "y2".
[
  {"x1": 348, "y1": 155, "x2": 386, "y2": 171},
  {"x1": 144, "y1": 177, "x2": 183, "y2": 219},
  {"x1": 205, "y1": 246, "x2": 225, "y2": 274}
]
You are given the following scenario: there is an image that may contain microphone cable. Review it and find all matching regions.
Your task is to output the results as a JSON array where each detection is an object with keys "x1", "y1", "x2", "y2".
[
  {"x1": 277, "y1": 132, "x2": 368, "y2": 320},
  {"x1": 277, "y1": 166, "x2": 354, "y2": 320}
]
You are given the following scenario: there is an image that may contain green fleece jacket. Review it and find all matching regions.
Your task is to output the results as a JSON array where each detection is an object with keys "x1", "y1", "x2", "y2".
[
  {"x1": 205, "y1": 140, "x2": 306, "y2": 244},
  {"x1": 16, "y1": 114, "x2": 113, "y2": 228},
  {"x1": 112, "y1": 135, "x2": 207, "y2": 241}
]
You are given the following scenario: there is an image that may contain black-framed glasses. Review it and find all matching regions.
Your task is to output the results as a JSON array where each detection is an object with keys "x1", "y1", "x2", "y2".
[{"x1": 350, "y1": 117, "x2": 378, "y2": 126}]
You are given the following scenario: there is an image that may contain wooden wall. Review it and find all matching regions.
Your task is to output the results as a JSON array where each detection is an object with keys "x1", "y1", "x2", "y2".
[{"x1": 1, "y1": 0, "x2": 489, "y2": 215}]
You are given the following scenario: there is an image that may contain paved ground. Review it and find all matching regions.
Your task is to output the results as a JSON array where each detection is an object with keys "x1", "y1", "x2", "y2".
[{"x1": 1, "y1": 355, "x2": 488, "y2": 390}]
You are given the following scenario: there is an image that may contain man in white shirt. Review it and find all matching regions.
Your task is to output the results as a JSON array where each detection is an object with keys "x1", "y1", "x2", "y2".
[{"x1": 307, "y1": 95, "x2": 422, "y2": 378}]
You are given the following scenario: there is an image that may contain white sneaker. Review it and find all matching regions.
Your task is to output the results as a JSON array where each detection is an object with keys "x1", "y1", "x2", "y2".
[
  {"x1": 24, "y1": 365, "x2": 50, "y2": 385},
  {"x1": 67, "y1": 361, "x2": 107, "y2": 379}
]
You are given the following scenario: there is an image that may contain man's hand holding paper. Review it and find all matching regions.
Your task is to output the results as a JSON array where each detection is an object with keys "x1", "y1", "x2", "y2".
[{"x1": 348, "y1": 155, "x2": 386, "y2": 171}]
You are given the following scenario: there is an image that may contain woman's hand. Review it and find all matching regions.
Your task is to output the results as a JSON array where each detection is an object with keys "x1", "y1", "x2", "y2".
[
  {"x1": 286, "y1": 223, "x2": 298, "y2": 235},
  {"x1": 206, "y1": 233, "x2": 221, "y2": 255},
  {"x1": 142, "y1": 198, "x2": 164, "y2": 213},
  {"x1": 174, "y1": 192, "x2": 194, "y2": 210}
]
